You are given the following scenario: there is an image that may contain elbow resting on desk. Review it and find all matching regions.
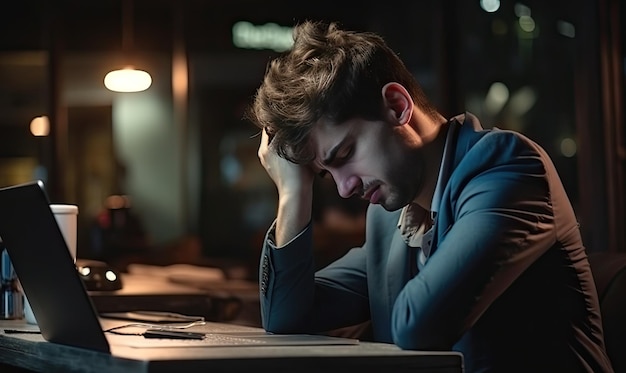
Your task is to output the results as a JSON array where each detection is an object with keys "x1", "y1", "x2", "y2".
[
  {"x1": 390, "y1": 284, "x2": 458, "y2": 351},
  {"x1": 391, "y1": 307, "x2": 453, "y2": 351}
]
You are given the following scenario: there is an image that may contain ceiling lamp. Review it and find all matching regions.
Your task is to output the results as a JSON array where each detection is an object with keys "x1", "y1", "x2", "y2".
[
  {"x1": 104, "y1": 0, "x2": 152, "y2": 93},
  {"x1": 104, "y1": 66, "x2": 151, "y2": 92}
]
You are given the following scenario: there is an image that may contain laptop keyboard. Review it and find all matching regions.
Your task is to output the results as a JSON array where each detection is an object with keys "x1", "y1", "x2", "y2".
[{"x1": 201, "y1": 333, "x2": 268, "y2": 345}]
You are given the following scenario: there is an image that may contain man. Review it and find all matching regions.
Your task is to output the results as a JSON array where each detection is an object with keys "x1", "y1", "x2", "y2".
[{"x1": 246, "y1": 20, "x2": 614, "y2": 372}]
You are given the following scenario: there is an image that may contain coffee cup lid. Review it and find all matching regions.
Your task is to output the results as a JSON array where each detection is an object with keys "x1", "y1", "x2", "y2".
[{"x1": 49, "y1": 204, "x2": 79, "y2": 215}]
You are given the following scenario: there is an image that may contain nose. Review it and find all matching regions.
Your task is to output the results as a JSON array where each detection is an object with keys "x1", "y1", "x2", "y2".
[{"x1": 334, "y1": 173, "x2": 362, "y2": 199}]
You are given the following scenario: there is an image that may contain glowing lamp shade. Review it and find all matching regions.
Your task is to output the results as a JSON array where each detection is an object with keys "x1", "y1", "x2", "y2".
[
  {"x1": 30, "y1": 115, "x2": 50, "y2": 136},
  {"x1": 104, "y1": 67, "x2": 152, "y2": 92}
]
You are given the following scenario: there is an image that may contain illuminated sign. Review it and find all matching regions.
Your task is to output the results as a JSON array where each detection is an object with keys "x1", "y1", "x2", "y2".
[{"x1": 232, "y1": 21, "x2": 294, "y2": 52}]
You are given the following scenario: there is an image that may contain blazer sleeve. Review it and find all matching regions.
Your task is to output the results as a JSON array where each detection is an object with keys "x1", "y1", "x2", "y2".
[
  {"x1": 391, "y1": 130, "x2": 565, "y2": 350},
  {"x1": 260, "y1": 220, "x2": 370, "y2": 334}
]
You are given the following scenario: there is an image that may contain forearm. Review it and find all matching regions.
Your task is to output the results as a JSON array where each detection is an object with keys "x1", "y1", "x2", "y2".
[
  {"x1": 260, "y1": 222, "x2": 316, "y2": 332},
  {"x1": 275, "y1": 188, "x2": 313, "y2": 247},
  {"x1": 260, "y1": 221, "x2": 370, "y2": 334}
]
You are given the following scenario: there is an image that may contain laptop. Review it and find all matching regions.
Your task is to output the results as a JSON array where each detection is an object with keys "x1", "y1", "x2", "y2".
[{"x1": 0, "y1": 180, "x2": 358, "y2": 353}]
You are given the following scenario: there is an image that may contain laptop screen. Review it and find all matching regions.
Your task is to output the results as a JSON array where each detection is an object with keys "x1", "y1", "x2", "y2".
[{"x1": 0, "y1": 181, "x2": 110, "y2": 353}]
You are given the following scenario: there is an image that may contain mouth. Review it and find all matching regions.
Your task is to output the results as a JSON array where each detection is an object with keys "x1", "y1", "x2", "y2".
[{"x1": 362, "y1": 184, "x2": 382, "y2": 204}]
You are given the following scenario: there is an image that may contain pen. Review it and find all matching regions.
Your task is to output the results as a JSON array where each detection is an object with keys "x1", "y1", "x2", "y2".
[{"x1": 4, "y1": 329, "x2": 41, "y2": 334}]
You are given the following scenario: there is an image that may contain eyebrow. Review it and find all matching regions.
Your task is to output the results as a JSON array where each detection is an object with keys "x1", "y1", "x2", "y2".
[{"x1": 321, "y1": 138, "x2": 347, "y2": 166}]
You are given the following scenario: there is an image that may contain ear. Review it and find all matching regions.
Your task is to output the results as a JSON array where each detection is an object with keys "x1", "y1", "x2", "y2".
[{"x1": 382, "y1": 82, "x2": 413, "y2": 125}]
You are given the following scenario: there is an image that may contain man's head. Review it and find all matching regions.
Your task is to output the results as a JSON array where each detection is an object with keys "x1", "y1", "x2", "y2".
[
  {"x1": 248, "y1": 21, "x2": 444, "y2": 211},
  {"x1": 247, "y1": 20, "x2": 439, "y2": 164}
]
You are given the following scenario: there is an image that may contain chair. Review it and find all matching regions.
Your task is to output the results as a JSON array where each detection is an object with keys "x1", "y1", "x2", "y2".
[{"x1": 588, "y1": 251, "x2": 626, "y2": 373}]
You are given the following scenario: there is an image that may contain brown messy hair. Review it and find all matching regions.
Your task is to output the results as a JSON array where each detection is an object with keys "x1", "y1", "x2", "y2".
[{"x1": 245, "y1": 20, "x2": 437, "y2": 164}]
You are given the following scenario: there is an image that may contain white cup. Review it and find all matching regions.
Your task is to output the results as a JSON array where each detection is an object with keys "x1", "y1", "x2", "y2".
[
  {"x1": 24, "y1": 204, "x2": 79, "y2": 325},
  {"x1": 49, "y1": 204, "x2": 79, "y2": 261}
]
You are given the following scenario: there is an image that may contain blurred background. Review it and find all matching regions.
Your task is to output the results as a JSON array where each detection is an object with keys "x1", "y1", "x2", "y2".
[{"x1": 0, "y1": 0, "x2": 623, "y2": 280}]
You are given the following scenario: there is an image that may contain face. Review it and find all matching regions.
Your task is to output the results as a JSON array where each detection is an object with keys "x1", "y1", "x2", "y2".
[{"x1": 309, "y1": 117, "x2": 426, "y2": 211}]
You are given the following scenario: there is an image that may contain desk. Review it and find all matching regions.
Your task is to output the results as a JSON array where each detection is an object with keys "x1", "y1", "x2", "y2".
[
  {"x1": 0, "y1": 319, "x2": 463, "y2": 373},
  {"x1": 88, "y1": 273, "x2": 247, "y2": 324}
]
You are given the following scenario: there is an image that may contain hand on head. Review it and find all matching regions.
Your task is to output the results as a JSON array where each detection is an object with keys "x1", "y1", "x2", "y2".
[{"x1": 258, "y1": 128, "x2": 316, "y2": 199}]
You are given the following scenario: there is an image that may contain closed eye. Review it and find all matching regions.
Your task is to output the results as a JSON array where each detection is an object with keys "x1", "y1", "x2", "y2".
[
  {"x1": 317, "y1": 146, "x2": 353, "y2": 179},
  {"x1": 335, "y1": 146, "x2": 353, "y2": 164}
]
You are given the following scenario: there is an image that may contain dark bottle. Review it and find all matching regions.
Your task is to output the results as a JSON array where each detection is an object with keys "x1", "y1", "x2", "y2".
[{"x1": 1, "y1": 246, "x2": 23, "y2": 319}]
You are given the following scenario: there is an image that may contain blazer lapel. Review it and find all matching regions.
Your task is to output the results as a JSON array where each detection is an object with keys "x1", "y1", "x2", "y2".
[{"x1": 430, "y1": 112, "x2": 484, "y2": 253}]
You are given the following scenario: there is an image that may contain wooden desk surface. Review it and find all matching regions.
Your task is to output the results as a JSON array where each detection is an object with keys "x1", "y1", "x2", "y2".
[
  {"x1": 88, "y1": 273, "x2": 247, "y2": 323},
  {"x1": 0, "y1": 319, "x2": 464, "y2": 373}
]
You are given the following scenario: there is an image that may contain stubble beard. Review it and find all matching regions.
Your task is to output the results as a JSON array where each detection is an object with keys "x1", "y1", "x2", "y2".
[
  {"x1": 378, "y1": 184, "x2": 415, "y2": 212},
  {"x1": 378, "y1": 162, "x2": 423, "y2": 212}
]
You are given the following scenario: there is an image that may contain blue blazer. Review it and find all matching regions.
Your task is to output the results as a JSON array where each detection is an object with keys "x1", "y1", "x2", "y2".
[{"x1": 259, "y1": 113, "x2": 613, "y2": 372}]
